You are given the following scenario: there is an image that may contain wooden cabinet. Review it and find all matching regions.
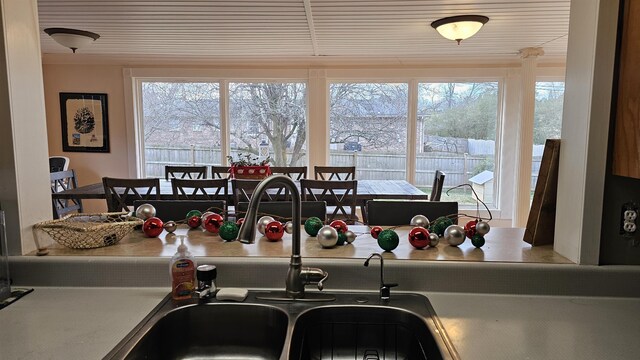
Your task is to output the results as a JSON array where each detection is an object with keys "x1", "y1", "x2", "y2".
[{"x1": 613, "y1": 0, "x2": 640, "y2": 179}]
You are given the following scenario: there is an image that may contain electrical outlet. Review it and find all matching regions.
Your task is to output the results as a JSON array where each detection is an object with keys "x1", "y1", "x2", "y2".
[{"x1": 621, "y1": 202, "x2": 638, "y2": 236}]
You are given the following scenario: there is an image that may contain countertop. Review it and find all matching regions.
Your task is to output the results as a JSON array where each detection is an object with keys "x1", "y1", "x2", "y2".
[
  {"x1": 33, "y1": 225, "x2": 572, "y2": 264},
  {"x1": 1, "y1": 287, "x2": 639, "y2": 360}
]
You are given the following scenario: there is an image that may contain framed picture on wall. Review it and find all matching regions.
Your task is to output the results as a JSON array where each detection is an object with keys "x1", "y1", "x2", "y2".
[{"x1": 59, "y1": 92, "x2": 109, "y2": 153}]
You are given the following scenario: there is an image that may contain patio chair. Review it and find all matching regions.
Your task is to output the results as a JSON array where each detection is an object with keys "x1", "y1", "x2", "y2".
[
  {"x1": 366, "y1": 200, "x2": 458, "y2": 226},
  {"x1": 270, "y1": 166, "x2": 307, "y2": 180},
  {"x1": 50, "y1": 170, "x2": 83, "y2": 219},
  {"x1": 171, "y1": 178, "x2": 229, "y2": 202},
  {"x1": 300, "y1": 179, "x2": 358, "y2": 224},
  {"x1": 430, "y1": 170, "x2": 446, "y2": 201},
  {"x1": 102, "y1": 177, "x2": 160, "y2": 212},
  {"x1": 165, "y1": 165, "x2": 207, "y2": 181},
  {"x1": 231, "y1": 179, "x2": 291, "y2": 206},
  {"x1": 314, "y1": 166, "x2": 356, "y2": 181},
  {"x1": 211, "y1": 165, "x2": 231, "y2": 179}
]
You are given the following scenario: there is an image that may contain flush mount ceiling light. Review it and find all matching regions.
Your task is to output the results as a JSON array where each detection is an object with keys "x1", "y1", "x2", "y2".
[
  {"x1": 43, "y1": 28, "x2": 100, "y2": 53},
  {"x1": 431, "y1": 15, "x2": 489, "y2": 45}
]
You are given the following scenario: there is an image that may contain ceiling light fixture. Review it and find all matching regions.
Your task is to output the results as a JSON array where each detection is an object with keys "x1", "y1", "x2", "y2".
[
  {"x1": 431, "y1": 15, "x2": 489, "y2": 45},
  {"x1": 43, "y1": 28, "x2": 100, "y2": 53}
]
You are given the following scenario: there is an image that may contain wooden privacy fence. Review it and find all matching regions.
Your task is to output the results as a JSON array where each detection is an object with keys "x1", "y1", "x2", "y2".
[{"x1": 145, "y1": 146, "x2": 541, "y2": 189}]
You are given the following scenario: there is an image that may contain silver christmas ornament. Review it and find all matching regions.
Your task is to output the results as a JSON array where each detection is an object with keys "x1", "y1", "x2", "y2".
[
  {"x1": 317, "y1": 225, "x2": 339, "y2": 248},
  {"x1": 257, "y1": 216, "x2": 275, "y2": 235},
  {"x1": 345, "y1": 230, "x2": 357, "y2": 244},
  {"x1": 163, "y1": 221, "x2": 177, "y2": 233},
  {"x1": 410, "y1": 214, "x2": 430, "y2": 228},
  {"x1": 284, "y1": 221, "x2": 294, "y2": 234},
  {"x1": 428, "y1": 233, "x2": 440, "y2": 247},
  {"x1": 135, "y1": 203, "x2": 156, "y2": 220},
  {"x1": 476, "y1": 221, "x2": 491, "y2": 236},
  {"x1": 444, "y1": 225, "x2": 465, "y2": 246}
]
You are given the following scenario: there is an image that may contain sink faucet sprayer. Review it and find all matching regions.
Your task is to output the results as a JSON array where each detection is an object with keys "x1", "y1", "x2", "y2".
[
  {"x1": 237, "y1": 175, "x2": 329, "y2": 300},
  {"x1": 364, "y1": 253, "x2": 398, "y2": 301}
]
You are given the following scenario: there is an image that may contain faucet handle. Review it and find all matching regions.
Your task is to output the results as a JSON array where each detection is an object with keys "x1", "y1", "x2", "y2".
[{"x1": 300, "y1": 267, "x2": 328, "y2": 291}]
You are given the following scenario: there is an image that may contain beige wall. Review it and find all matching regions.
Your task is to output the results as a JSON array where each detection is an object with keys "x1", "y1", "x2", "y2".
[{"x1": 44, "y1": 64, "x2": 128, "y2": 212}]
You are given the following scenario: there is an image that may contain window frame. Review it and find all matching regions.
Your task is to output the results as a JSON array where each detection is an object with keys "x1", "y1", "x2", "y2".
[{"x1": 127, "y1": 66, "x2": 564, "y2": 220}]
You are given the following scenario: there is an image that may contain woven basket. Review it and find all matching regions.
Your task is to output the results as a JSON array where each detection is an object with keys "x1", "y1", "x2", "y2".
[{"x1": 34, "y1": 212, "x2": 143, "y2": 249}]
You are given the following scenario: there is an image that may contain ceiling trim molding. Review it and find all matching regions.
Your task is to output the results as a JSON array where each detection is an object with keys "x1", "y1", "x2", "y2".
[
  {"x1": 303, "y1": 0, "x2": 319, "y2": 56},
  {"x1": 41, "y1": 53, "x2": 566, "y2": 69}
]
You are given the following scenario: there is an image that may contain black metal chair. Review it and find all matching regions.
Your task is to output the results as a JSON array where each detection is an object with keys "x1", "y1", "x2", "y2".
[
  {"x1": 50, "y1": 170, "x2": 83, "y2": 219},
  {"x1": 171, "y1": 178, "x2": 228, "y2": 201},
  {"x1": 430, "y1": 170, "x2": 446, "y2": 201},
  {"x1": 164, "y1": 165, "x2": 207, "y2": 181},
  {"x1": 270, "y1": 166, "x2": 307, "y2": 180},
  {"x1": 300, "y1": 179, "x2": 358, "y2": 224},
  {"x1": 314, "y1": 166, "x2": 356, "y2": 181},
  {"x1": 366, "y1": 200, "x2": 458, "y2": 226},
  {"x1": 102, "y1": 177, "x2": 160, "y2": 212},
  {"x1": 210, "y1": 166, "x2": 230, "y2": 179}
]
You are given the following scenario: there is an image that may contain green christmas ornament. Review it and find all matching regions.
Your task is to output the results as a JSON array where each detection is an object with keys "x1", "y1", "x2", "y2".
[
  {"x1": 304, "y1": 217, "x2": 324, "y2": 236},
  {"x1": 430, "y1": 216, "x2": 454, "y2": 237},
  {"x1": 336, "y1": 231, "x2": 347, "y2": 246},
  {"x1": 377, "y1": 229, "x2": 400, "y2": 251},
  {"x1": 219, "y1": 221, "x2": 239, "y2": 241},
  {"x1": 186, "y1": 209, "x2": 202, "y2": 220},
  {"x1": 471, "y1": 234, "x2": 485, "y2": 248}
]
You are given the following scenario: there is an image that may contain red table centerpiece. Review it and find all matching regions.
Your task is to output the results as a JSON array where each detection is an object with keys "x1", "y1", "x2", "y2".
[{"x1": 227, "y1": 153, "x2": 272, "y2": 180}]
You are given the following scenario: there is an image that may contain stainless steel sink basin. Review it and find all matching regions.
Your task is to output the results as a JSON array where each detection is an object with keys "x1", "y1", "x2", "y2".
[
  {"x1": 289, "y1": 305, "x2": 446, "y2": 359},
  {"x1": 105, "y1": 292, "x2": 458, "y2": 360},
  {"x1": 105, "y1": 301, "x2": 289, "y2": 360}
]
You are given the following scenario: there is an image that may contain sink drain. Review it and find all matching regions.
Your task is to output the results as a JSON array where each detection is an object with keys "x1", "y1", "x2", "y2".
[{"x1": 354, "y1": 296, "x2": 369, "y2": 303}]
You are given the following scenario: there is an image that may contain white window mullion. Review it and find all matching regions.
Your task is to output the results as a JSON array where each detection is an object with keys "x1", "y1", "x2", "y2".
[
  {"x1": 406, "y1": 80, "x2": 418, "y2": 184},
  {"x1": 220, "y1": 80, "x2": 230, "y2": 165}
]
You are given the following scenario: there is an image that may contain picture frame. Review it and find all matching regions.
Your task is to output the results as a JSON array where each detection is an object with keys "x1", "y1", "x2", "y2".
[{"x1": 60, "y1": 92, "x2": 109, "y2": 153}]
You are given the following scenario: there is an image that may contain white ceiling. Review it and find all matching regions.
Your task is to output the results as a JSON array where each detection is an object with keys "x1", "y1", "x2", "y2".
[{"x1": 37, "y1": 0, "x2": 570, "y2": 63}]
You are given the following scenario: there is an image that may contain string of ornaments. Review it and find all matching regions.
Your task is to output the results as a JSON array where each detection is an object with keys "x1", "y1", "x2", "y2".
[
  {"x1": 368, "y1": 184, "x2": 493, "y2": 251},
  {"x1": 133, "y1": 183, "x2": 491, "y2": 252}
]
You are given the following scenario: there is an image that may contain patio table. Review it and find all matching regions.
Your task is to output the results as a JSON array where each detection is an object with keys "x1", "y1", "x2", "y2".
[{"x1": 51, "y1": 179, "x2": 429, "y2": 223}]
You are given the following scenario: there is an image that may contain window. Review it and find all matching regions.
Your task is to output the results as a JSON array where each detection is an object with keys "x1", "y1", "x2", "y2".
[
  {"x1": 417, "y1": 82, "x2": 499, "y2": 207},
  {"x1": 228, "y1": 82, "x2": 307, "y2": 166},
  {"x1": 531, "y1": 81, "x2": 564, "y2": 195},
  {"x1": 141, "y1": 82, "x2": 221, "y2": 178},
  {"x1": 329, "y1": 83, "x2": 408, "y2": 180}
]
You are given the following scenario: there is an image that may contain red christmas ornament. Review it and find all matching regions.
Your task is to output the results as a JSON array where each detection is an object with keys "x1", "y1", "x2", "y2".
[
  {"x1": 236, "y1": 217, "x2": 245, "y2": 226},
  {"x1": 464, "y1": 219, "x2": 479, "y2": 239},
  {"x1": 264, "y1": 221, "x2": 284, "y2": 241},
  {"x1": 370, "y1": 226, "x2": 383, "y2": 239},
  {"x1": 203, "y1": 213, "x2": 224, "y2": 234},
  {"x1": 143, "y1": 217, "x2": 164, "y2": 237},
  {"x1": 408, "y1": 227, "x2": 430, "y2": 249},
  {"x1": 330, "y1": 220, "x2": 349, "y2": 233},
  {"x1": 187, "y1": 215, "x2": 202, "y2": 229}
]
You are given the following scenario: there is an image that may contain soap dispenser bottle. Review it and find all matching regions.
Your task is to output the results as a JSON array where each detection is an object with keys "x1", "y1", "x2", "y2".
[{"x1": 170, "y1": 236, "x2": 196, "y2": 300}]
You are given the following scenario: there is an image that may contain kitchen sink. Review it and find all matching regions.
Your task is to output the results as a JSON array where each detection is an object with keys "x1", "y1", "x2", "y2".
[
  {"x1": 289, "y1": 305, "x2": 445, "y2": 359},
  {"x1": 104, "y1": 291, "x2": 458, "y2": 360},
  {"x1": 105, "y1": 301, "x2": 289, "y2": 360}
]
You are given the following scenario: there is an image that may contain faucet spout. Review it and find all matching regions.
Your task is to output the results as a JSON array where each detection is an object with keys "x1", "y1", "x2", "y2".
[
  {"x1": 365, "y1": 252, "x2": 398, "y2": 301},
  {"x1": 237, "y1": 175, "x2": 312, "y2": 299}
]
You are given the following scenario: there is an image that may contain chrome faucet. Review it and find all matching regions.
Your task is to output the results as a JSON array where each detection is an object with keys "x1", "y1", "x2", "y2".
[
  {"x1": 237, "y1": 175, "x2": 329, "y2": 299},
  {"x1": 364, "y1": 253, "x2": 398, "y2": 301}
]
